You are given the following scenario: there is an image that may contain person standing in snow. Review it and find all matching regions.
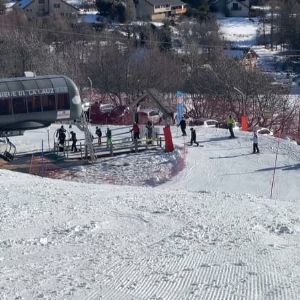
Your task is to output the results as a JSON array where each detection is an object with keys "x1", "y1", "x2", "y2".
[
  {"x1": 178, "y1": 117, "x2": 187, "y2": 136},
  {"x1": 227, "y1": 115, "x2": 236, "y2": 138},
  {"x1": 56, "y1": 125, "x2": 66, "y2": 152},
  {"x1": 106, "y1": 127, "x2": 112, "y2": 147},
  {"x1": 252, "y1": 131, "x2": 259, "y2": 153},
  {"x1": 190, "y1": 128, "x2": 199, "y2": 146},
  {"x1": 130, "y1": 122, "x2": 140, "y2": 141},
  {"x1": 69, "y1": 131, "x2": 77, "y2": 152},
  {"x1": 95, "y1": 126, "x2": 102, "y2": 145},
  {"x1": 146, "y1": 121, "x2": 153, "y2": 144}
]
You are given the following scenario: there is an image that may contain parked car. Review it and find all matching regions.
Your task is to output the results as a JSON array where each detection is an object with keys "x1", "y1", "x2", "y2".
[
  {"x1": 257, "y1": 128, "x2": 273, "y2": 136},
  {"x1": 189, "y1": 118, "x2": 218, "y2": 127},
  {"x1": 137, "y1": 109, "x2": 162, "y2": 124},
  {"x1": 90, "y1": 104, "x2": 131, "y2": 125},
  {"x1": 203, "y1": 119, "x2": 219, "y2": 127},
  {"x1": 109, "y1": 106, "x2": 131, "y2": 124},
  {"x1": 216, "y1": 121, "x2": 240, "y2": 130},
  {"x1": 99, "y1": 103, "x2": 115, "y2": 113},
  {"x1": 82, "y1": 102, "x2": 91, "y2": 112}
]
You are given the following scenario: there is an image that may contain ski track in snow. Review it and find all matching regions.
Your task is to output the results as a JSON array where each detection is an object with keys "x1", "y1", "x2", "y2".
[
  {"x1": 1, "y1": 126, "x2": 300, "y2": 299},
  {"x1": 163, "y1": 128, "x2": 300, "y2": 203}
]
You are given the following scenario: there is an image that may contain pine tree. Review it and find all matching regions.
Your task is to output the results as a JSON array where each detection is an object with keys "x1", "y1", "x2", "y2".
[{"x1": 0, "y1": 0, "x2": 6, "y2": 15}]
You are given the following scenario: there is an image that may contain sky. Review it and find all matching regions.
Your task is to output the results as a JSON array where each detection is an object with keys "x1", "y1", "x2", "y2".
[{"x1": 1, "y1": 124, "x2": 300, "y2": 299}]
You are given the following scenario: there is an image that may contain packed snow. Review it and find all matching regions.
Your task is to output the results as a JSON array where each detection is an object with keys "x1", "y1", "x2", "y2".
[
  {"x1": 218, "y1": 17, "x2": 260, "y2": 48},
  {"x1": 1, "y1": 125, "x2": 300, "y2": 299}
]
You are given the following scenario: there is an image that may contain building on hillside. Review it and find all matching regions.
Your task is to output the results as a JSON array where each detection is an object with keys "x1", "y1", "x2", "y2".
[
  {"x1": 213, "y1": 0, "x2": 250, "y2": 17},
  {"x1": 136, "y1": 0, "x2": 187, "y2": 21},
  {"x1": 241, "y1": 48, "x2": 259, "y2": 70},
  {"x1": 13, "y1": 0, "x2": 79, "y2": 20},
  {"x1": 226, "y1": 0, "x2": 250, "y2": 17}
]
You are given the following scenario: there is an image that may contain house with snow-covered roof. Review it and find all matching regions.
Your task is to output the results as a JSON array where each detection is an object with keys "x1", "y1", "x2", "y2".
[
  {"x1": 241, "y1": 48, "x2": 259, "y2": 70},
  {"x1": 213, "y1": 0, "x2": 250, "y2": 17},
  {"x1": 13, "y1": 0, "x2": 79, "y2": 21},
  {"x1": 136, "y1": 0, "x2": 187, "y2": 21},
  {"x1": 226, "y1": 0, "x2": 250, "y2": 17}
]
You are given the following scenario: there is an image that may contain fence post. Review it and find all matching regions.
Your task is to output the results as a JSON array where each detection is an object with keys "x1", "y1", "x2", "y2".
[
  {"x1": 66, "y1": 140, "x2": 69, "y2": 158},
  {"x1": 159, "y1": 137, "x2": 162, "y2": 148},
  {"x1": 41, "y1": 140, "x2": 44, "y2": 177},
  {"x1": 110, "y1": 143, "x2": 113, "y2": 156}
]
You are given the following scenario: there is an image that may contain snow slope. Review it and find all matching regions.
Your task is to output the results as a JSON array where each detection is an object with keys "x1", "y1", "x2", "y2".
[
  {"x1": 218, "y1": 17, "x2": 260, "y2": 48},
  {"x1": 164, "y1": 128, "x2": 300, "y2": 202},
  {"x1": 1, "y1": 126, "x2": 300, "y2": 299}
]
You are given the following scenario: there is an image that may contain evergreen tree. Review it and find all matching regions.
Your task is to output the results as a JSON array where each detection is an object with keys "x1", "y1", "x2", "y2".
[
  {"x1": 183, "y1": 0, "x2": 210, "y2": 20},
  {"x1": 158, "y1": 25, "x2": 172, "y2": 51},
  {"x1": 95, "y1": 0, "x2": 127, "y2": 22},
  {"x1": 0, "y1": 0, "x2": 6, "y2": 15}
]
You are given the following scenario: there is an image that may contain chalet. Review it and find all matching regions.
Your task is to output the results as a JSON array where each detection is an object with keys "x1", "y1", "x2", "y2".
[
  {"x1": 13, "y1": 0, "x2": 79, "y2": 20},
  {"x1": 226, "y1": 0, "x2": 250, "y2": 17},
  {"x1": 214, "y1": 0, "x2": 250, "y2": 17},
  {"x1": 136, "y1": 0, "x2": 187, "y2": 21},
  {"x1": 241, "y1": 48, "x2": 259, "y2": 70}
]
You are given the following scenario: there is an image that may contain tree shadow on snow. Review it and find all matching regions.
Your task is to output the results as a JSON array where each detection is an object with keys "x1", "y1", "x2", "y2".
[
  {"x1": 256, "y1": 163, "x2": 300, "y2": 172},
  {"x1": 199, "y1": 136, "x2": 235, "y2": 143},
  {"x1": 210, "y1": 153, "x2": 252, "y2": 159}
]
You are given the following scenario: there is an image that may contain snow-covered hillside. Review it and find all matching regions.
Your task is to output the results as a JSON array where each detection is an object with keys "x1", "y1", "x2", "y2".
[
  {"x1": 1, "y1": 126, "x2": 300, "y2": 299},
  {"x1": 218, "y1": 17, "x2": 260, "y2": 48}
]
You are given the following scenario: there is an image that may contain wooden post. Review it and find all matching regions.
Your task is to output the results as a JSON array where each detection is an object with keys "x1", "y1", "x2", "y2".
[
  {"x1": 41, "y1": 140, "x2": 44, "y2": 177},
  {"x1": 63, "y1": 142, "x2": 66, "y2": 157},
  {"x1": 66, "y1": 140, "x2": 69, "y2": 158}
]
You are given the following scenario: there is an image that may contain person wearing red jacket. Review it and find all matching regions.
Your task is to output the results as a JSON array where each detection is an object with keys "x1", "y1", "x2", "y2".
[{"x1": 130, "y1": 122, "x2": 140, "y2": 141}]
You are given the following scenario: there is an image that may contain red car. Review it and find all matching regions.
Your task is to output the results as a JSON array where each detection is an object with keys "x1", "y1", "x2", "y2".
[
  {"x1": 109, "y1": 106, "x2": 132, "y2": 125},
  {"x1": 90, "y1": 104, "x2": 131, "y2": 125}
]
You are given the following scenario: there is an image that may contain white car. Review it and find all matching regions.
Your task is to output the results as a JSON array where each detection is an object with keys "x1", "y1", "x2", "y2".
[
  {"x1": 138, "y1": 109, "x2": 162, "y2": 124},
  {"x1": 100, "y1": 103, "x2": 115, "y2": 113},
  {"x1": 257, "y1": 128, "x2": 273, "y2": 136},
  {"x1": 203, "y1": 119, "x2": 219, "y2": 127},
  {"x1": 81, "y1": 102, "x2": 90, "y2": 112},
  {"x1": 189, "y1": 118, "x2": 218, "y2": 127}
]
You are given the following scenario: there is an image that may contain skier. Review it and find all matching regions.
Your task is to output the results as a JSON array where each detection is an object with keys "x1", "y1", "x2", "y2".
[
  {"x1": 178, "y1": 117, "x2": 187, "y2": 136},
  {"x1": 130, "y1": 122, "x2": 140, "y2": 141},
  {"x1": 70, "y1": 131, "x2": 77, "y2": 152},
  {"x1": 227, "y1": 115, "x2": 236, "y2": 138},
  {"x1": 252, "y1": 131, "x2": 260, "y2": 154},
  {"x1": 146, "y1": 121, "x2": 153, "y2": 144},
  {"x1": 56, "y1": 125, "x2": 66, "y2": 152},
  {"x1": 95, "y1": 126, "x2": 102, "y2": 145},
  {"x1": 106, "y1": 127, "x2": 112, "y2": 147},
  {"x1": 190, "y1": 128, "x2": 199, "y2": 146},
  {"x1": 56, "y1": 125, "x2": 66, "y2": 139}
]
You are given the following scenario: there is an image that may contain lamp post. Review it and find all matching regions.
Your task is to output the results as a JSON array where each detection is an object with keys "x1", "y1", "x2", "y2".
[
  {"x1": 233, "y1": 86, "x2": 246, "y2": 116},
  {"x1": 87, "y1": 77, "x2": 92, "y2": 123},
  {"x1": 201, "y1": 64, "x2": 248, "y2": 131},
  {"x1": 233, "y1": 86, "x2": 248, "y2": 131}
]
